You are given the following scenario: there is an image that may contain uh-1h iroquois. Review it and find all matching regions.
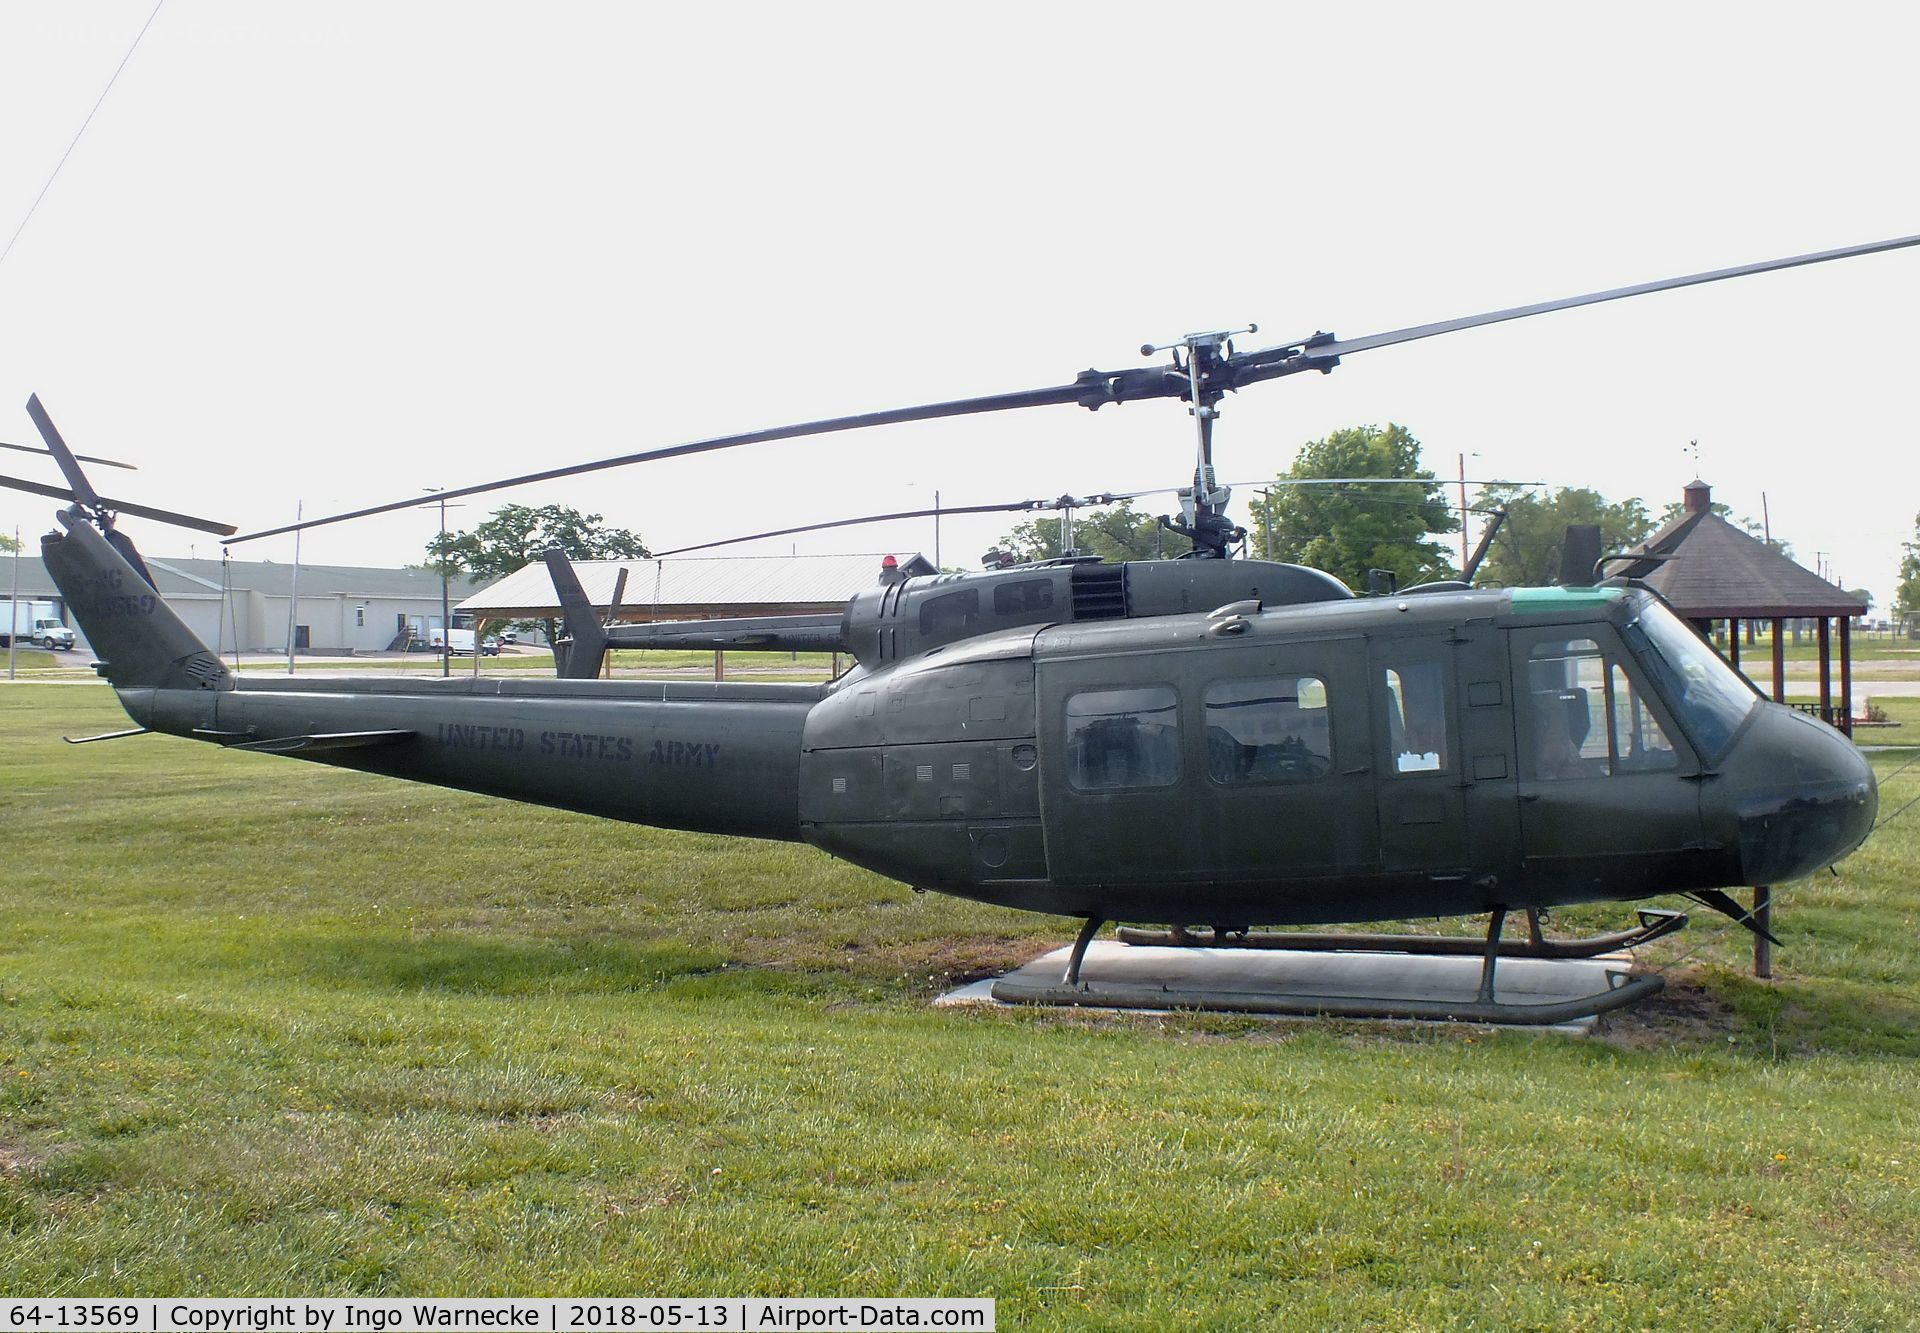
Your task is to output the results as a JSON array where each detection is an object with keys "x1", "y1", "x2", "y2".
[{"x1": 11, "y1": 234, "x2": 1907, "y2": 1023}]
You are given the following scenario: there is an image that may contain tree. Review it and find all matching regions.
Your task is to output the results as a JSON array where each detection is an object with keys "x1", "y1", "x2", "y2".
[
  {"x1": 1895, "y1": 512, "x2": 1920, "y2": 628},
  {"x1": 995, "y1": 499, "x2": 1167, "y2": 564},
  {"x1": 0, "y1": 532, "x2": 18, "y2": 555},
  {"x1": 1471, "y1": 485, "x2": 1654, "y2": 587},
  {"x1": 426, "y1": 504, "x2": 649, "y2": 646},
  {"x1": 1246, "y1": 423, "x2": 1457, "y2": 591}
]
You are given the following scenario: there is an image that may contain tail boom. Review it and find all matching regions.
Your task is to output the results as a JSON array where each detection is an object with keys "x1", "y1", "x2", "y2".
[
  {"x1": 133, "y1": 676, "x2": 816, "y2": 840},
  {"x1": 44, "y1": 504, "x2": 814, "y2": 842}
]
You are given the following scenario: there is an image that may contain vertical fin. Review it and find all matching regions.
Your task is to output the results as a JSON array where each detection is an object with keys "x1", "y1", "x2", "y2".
[{"x1": 41, "y1": 511, "x2": 230, "y2": 691}]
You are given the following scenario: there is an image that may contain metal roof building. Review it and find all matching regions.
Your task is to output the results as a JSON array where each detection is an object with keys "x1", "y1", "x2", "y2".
[
  {"x1": 7, "y1": 549, "x2": 483, "y2": 655},
  {"x1": 458, "y1": 552, "x2": 936, "y2": 622}
]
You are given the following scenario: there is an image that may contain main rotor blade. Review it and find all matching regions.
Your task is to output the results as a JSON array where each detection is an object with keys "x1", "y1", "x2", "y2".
[
  {"x1": 228, "y1": 230, "x2": 1920, "y2": 546},
  {"x1": 652, "y1": 487, "x2": 1187, "y2": 557},
  {"x1": 0, "y1": 472, "x2": 238, "y2": 536},
  {"x1": 1278, "y1": 232, "x2": 1920, "y2": 364},
  {"x1": 0, "y1": 439, "x2": 139, "y2": 470},
  {"x1": 655, "y1": 499, "x2": 1072, "y2": 557},
  {"x1": 26, "y1": 394, "x2": 105, "y2": 511},
  {"x1": 227, "y1": 380, "x2": 1108, "y2": 544}
]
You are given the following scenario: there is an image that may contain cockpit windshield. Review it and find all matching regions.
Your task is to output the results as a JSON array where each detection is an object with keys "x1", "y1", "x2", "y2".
[{"x1": 1621, "y1": 596, "x2": 1759, "y2": 761}]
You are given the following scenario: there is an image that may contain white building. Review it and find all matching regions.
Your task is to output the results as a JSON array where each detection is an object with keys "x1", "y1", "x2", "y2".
[{"x1": 6, "y1": 548, "x2": 482, "y2": 655}]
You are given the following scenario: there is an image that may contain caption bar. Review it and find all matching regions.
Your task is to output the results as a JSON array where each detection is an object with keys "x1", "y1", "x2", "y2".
[{"x1": 2, "y1": 1303, "x2": 992, "y2": 1333}]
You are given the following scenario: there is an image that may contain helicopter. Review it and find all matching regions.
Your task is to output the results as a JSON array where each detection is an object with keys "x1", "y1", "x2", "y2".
[{"x1": 11, "y1": 234, "x2": 1904, "y2": 1023}]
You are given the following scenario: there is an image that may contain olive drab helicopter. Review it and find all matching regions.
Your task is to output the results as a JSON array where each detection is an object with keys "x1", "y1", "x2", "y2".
[{"x1": 11, "y1": 234, "x2": 1905, "y2": 1023}]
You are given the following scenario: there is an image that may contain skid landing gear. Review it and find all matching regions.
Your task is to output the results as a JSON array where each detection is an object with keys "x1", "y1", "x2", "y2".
[
  {"x1": 1114, "y1": 908, "x2": 1687, "y2": 960},
  {"x1": 992, "y1": 909, "x2": 1677, "y2": 1025}
]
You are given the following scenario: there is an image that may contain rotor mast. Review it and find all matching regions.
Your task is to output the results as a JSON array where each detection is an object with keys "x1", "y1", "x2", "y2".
[{"x1": 1144, "y1": 326, "x2": 1257, "y2": 559}]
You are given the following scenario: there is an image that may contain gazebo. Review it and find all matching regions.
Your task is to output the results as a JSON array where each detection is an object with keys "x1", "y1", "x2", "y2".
[
  {"x1": 1609, "y1": 480, "x2": 1866, "y2": 980},
  {"x1": 1610, "y1": 480, "x2": 1865, "y2": 736}
]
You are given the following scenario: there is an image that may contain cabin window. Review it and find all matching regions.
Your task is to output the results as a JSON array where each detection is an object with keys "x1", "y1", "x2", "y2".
[
  {"x1": 1382, "y1": 663, "x2": 1449, "y2": 773},
  {"x1": 993, "y1": 578, "x2": 1053, "y2": 616},
  {"x1": 1525, "y1": 637, "x2": 1675, "y2": 778},
  {"x1": 918, "y1": 589, "x2": 979, "y2": 637},
  {"x1": 1204, "y1": 676, "x2": 1331, "y2": 784},
  {"x1": 1065, "y1": 685, "x2": 1181, "y2": 791}
]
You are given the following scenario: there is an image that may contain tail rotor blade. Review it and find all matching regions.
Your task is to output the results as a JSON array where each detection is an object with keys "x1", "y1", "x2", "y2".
[
  {"x1": 26, "y1": 394, "x2": 103, "y2": 511},
  {"x1": 0, "y1": 439, "x2": 138, "y2": 470},
  {"x1": 14, "y1": 396, "x2": 235, "y2": 535}
]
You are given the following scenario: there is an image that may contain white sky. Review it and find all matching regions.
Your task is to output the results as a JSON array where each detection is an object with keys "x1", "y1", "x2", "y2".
[{"x1": 1, "y1": 2, "x2": 1914, "y2": 609}]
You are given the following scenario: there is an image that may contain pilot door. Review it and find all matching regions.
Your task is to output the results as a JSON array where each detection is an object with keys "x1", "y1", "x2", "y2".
[{"x1": 1508, "y1": 624, "x2": 1704, "y2": 900}]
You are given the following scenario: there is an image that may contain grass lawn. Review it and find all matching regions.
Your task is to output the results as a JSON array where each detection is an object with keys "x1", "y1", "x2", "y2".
[
  {"x1": 2, "y1": 648, "x2": 60, "y2": 677},
  {"x1": 3, "y1": 684, "x2": 1919, "y2": 1323},
  {"x1": 1716, "y1": 627, "x2": 1916, "y2": 664},
  {"x1": 1862, "y1": 695, "x2": 1920, "y2": 735}
]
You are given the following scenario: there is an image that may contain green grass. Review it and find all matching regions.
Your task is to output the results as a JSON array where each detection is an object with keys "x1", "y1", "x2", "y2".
[
  {"x1": 2, "y1": 647, "x2": 59, "y2": 676},
  {"x1": 1863, "y1": 695, "x2": 1919, "y2": 736},
  {"x1": 3, "y1": 685, "x2": 1920, "y2": 1323},
  {"x1": 1733, "y1": 630, "x2": 1918, "y2": 663}
]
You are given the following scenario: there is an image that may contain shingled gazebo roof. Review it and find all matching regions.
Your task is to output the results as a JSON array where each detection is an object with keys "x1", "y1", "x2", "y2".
[{"x1": 1607, "y1": 481, "x2": 1863, "y2": 619}]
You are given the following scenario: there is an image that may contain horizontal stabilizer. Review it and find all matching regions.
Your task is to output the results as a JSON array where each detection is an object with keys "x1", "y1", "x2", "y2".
[
  {"x1": 225, "y1": 729, "x2": 416, "y2": 755},
  {"x1": 544, "y1": 549, "x2": 610, "y2": 679}
]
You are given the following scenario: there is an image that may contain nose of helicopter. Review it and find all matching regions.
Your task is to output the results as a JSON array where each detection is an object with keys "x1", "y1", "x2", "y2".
[{"x1": 1720, "y1": 703, "x2": 1878, "y2": 885}]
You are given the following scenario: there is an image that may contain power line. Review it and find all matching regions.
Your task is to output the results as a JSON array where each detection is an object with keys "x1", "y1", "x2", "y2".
[{"x1": 0, "y1": 0, "x2": 167, "y2": 275}]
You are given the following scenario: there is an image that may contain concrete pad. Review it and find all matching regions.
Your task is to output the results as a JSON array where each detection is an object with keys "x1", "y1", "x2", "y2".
[{"x1": 947, "y1": 940, "x2": 1658, "y2": 1030}]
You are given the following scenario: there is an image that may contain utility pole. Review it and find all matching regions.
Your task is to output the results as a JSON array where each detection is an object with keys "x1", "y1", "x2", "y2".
[
  {"x1": 7, "y1": 524, "x2": 19, "y2": 680},
  {"x1": 1458, "y1": 453, "x2": 1470, "y2": 572},
  {"x1": 285, "y1": 501, "x2": 302, "y2": 673},
  {"x1": 425, "y1": 488, "x2": 451, "y2": 678}
]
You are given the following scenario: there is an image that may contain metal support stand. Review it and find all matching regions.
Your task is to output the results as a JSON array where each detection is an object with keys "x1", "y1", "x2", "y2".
[
  {"x1": 1753, "y1": 886, "x2": 1773, "y2": 979},
  {"x1": 1063, "y1": 915, "x2": 1104, "y2": 987},
  {"x1": 1477, "y1": 908, "x2": 1507, "y2": 1004}
]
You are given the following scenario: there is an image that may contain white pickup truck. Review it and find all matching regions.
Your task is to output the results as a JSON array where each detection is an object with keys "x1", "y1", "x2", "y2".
[{"x1": 428, "y1": 628, "x2": 500, "y2": 656}]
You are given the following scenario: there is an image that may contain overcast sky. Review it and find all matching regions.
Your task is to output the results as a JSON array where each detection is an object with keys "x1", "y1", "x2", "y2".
[{"x1": 2, "y1": 2, "x2": 1914, "y2": 608}]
